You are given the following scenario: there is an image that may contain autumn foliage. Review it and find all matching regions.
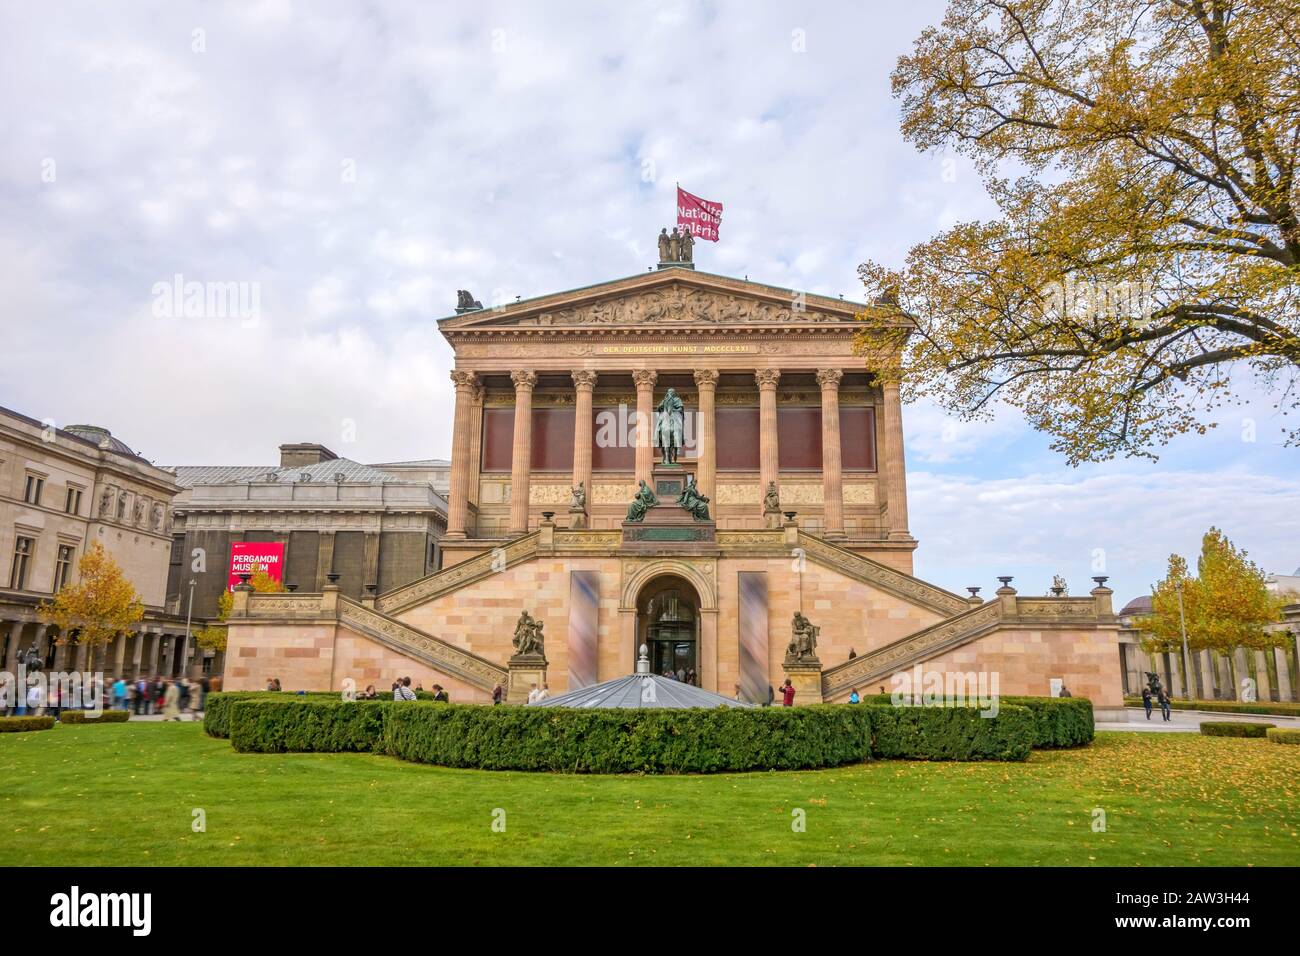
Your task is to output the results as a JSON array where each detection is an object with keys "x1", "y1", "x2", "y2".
[
  {"x1": 39, "y1": 542, "x2": 144, "y2": 649},
  {"x1": 857, "y1": 0, "x2": 1300, "y2": 463}
]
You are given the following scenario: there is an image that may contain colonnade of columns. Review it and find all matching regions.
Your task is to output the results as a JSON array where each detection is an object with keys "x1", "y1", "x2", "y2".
[
  {"x1": 442, "y1": 367, "x2": 910, "y2": 539},
  {"x1": 0, "y1": 619, "x2": 218, "y2": 683}
]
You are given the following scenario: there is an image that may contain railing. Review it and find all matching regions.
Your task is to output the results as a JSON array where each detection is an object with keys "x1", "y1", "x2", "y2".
[
  {"x1": 376, "y1": 531, "x2": 541, "y2": 614},
  {"x1": 795, "y1": 532, "x2": 970, "y2": 617},
  {"x1": 337, "y1": 598, "x2": 506, "y2": 691},
  {"x1": 821, "y1": 601, "x2": 1003, "y2": 698}
]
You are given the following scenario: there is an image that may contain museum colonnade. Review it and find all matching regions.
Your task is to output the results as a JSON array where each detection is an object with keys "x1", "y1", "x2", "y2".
[
  {"x1": 443, "y1": 367, "x2": 911, "y2": 540},
  {"x1": 0, "y1": 617, "x2": 220, "y2": 683}
]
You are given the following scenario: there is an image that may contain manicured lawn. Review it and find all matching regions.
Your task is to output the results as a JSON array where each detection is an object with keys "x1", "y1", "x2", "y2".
[{"x1": 2, "y1": 722, "x2": 1297, "y2": 866}]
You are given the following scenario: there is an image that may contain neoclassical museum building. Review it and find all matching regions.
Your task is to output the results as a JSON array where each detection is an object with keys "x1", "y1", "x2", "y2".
[{"x1": 225, "y1": 251, "x2": 1125, "y2": 715}]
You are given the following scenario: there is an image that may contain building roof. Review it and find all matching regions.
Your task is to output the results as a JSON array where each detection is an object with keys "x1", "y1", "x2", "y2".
[
  {"x1": 1119, "y1": 595, "x2": 1153, "y2": 617},
  {"x1": 532, "y1": 672, "x2": 754, "y2": 710},
  {"x1": 0, "y1": 407, "x2": 155, "y2": 466},
  {"x1": 170, "y1": 459, "x2": 399, "y2": 488},
  {"x1": 368, "y1": 458, "x2": 451, "y2": 468}
]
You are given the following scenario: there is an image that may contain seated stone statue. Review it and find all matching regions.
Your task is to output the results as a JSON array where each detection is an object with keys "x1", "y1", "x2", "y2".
[
  {"x1": 625, "y1": 480, "x2": 659, "y2": 522},
  {"x1": 786, "y1": 611, "x2": 820, "y2": 662},
  {"x1": 763, "y1": 481, "x2": 781, "y2": 513},
  {"x1": 675, "y1": 474, "x2": 711, "y2": 521},
  {"x1": 512, "y1": 611, "x2": 545, "y2": 657},
  {"x1": 570, "y1": 481, "x2": 586, "y2": 512}
]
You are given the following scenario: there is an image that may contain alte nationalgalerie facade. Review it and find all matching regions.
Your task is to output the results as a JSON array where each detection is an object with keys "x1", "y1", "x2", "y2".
[{"x1": 223, "y1": 257, "x2": 1125, "y2": 715}]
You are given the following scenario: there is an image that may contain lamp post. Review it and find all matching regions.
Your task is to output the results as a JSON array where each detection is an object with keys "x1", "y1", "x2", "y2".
[
  {"x1": 183, "y1": 578, "x2": 196, "y2": 679},
  {"x1": 1175, "y1": 579, "x2": 1193, "y2": 700}
]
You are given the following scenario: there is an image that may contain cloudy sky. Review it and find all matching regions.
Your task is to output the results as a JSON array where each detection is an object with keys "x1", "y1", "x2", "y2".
[{"x1": 3, "y1": 0, "x2": 1297, "y2": 604}]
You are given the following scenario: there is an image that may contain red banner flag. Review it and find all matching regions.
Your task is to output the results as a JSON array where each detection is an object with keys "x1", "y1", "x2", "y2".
[{"x1": 677, "y1": 186, "x2": 723, "y2": 242}]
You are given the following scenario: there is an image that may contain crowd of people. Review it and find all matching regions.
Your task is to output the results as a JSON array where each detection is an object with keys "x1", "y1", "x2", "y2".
[{"x1": 3, "y1": 673, "x2": 214, "y2": 720}]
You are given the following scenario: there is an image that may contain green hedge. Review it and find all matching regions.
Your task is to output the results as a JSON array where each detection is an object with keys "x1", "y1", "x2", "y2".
[
  {"x1": 228, "y1": 699, "x2": 389, "y2": 754},
  {"x1": 204, "y1": 690, "x2": 435, "y2": 739},
  {"x1": 221, "y1": 698, "x2": 1040, "y2": 771},
  {"x1": 1125, "y1": 696, "x2": 1300, "y2": 717},
  {"x1": 1266, "y1": 728, "x2": 1300, "y2": 745},
  {"x1": 857, "y1": 693, "x2": 1092, "y2": 748},
  {"x1": 59, "y1": 710, "x2": 131, "y2": 724},
  {"x1": 0, "y1": 716, "x2": 56, "y2": 733},
  {"x1": 1199, "y1": 721, "x2": 1276, "y2": 738}
]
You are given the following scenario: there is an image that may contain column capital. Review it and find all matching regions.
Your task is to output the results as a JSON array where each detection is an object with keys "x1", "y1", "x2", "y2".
[
  {"x1": 510, "y1": 369, "x2": 538, "y2": 391},
  {"x1": 815, "y1": 368, "x2": 844, "y2": 389},
  {"x1": 450, "y1": 369, "x2": 479, "y2": 391},
  {"x1": 631, "y1": 368, "x2": 658, "y2": 389},
  {"x1": 571, "y1": 369, "x2": 599, "y2": 391},
  {"x1": 755, "y1": 368, "x2": 781, "y2": 390},
  {"x1": 693, "y1": 368, "x2": 720, "y2": 389}
]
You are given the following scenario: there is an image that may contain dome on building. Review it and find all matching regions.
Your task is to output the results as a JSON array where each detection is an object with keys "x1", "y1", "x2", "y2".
[
  {"x1": 1119, "y1": 595, "x2": 1153, "y2": 617},
  {"x1": 64, "y1": 424, "x2": 138, "y2": 456},
  {"x1": 531, "y1": 645, "x2": 755, "y2": 709}
]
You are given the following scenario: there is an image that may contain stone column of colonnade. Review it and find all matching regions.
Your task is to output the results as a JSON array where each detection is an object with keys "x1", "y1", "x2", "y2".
[
  {"x1": 571, "y1": 370, "x2": 598, "y2": 497},
  {"x1": 692, "y1": 369, "x2": 719, "y2": 501},
  {"x1": 817, "y1": 368, "x2": 845, "y2": 538},
  {"x1": 881, "y1": 381, "x2": 910, "y2": 539},
  {"x1": 756, "y1": 368, "x2": 781, "y2": 513},
  {"x1": 632, "y1": 369, "x2": 657, "y2": 485},
  {"x1": 445, "y1": 370, "x2": 479, "y2": 538},
  {"x1": 508, "y1": 370, "x2": 538, "y2": 535}
]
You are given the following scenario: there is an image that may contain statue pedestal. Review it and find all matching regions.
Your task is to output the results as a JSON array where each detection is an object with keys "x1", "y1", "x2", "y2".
[
  {"x1": 764, "y1": 506, "x2": 783, "y2": 530},
  {"x1": 507, "y1": 655, "x2": 548, "y2": 705},
  {"x1": 568, "y1": 506, "x2": 588, "y2": 530},
  {"x1": 783, "y1": 659, "x2": 823, "y2": 706}
]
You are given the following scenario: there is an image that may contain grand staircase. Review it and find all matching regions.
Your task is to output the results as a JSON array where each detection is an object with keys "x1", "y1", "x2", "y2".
[
  {"x1": 820, "y1": 599, "x2": 1005, "y2": 699},
  {"x1": 336, "y1": 596, "x2": 506, "y2": 692}
]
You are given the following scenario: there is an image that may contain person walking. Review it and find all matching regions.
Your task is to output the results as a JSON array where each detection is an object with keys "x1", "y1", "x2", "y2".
[
  {"x1": 1141, "y1": 686, "x2": 1153, "y2": 720},
  {"x1": 112, "y1": 677, "x2": 127, "y2": 711},
  {"x1": 491, "y1": 682, "x2": 504, "y2": 705},
  {"x1": 26, "y1": 680, "x2": 46, "y2": 717},
  {"x1": 162, "y1": 680, "x2": 182, "y2": 721},
  {"x1": 432, "y1": 684, "x2": 450, "y2": 703},
  {"x1": 393, "y1": 677, "x2": 416, "y2": 701},
  {"x1": 779, "y1": 679, "x2": 796, "y2": 707},
  {"x1": 1157, "y1": 686, "x2": 1172, "y2": 722},
  {"x1": 185, "y1": 679, "x2": 203, "y2": 720},
  {"x1": 527, "y1": 683, "x2": 540, "y2": 704},
  {"x1": 848, "y1": 688, "x2": 861, "y2": 704}
]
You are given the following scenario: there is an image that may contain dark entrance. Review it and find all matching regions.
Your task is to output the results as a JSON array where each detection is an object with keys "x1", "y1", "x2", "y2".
[{"x1": 638, "y1": 577, "x2": 700, "y2": 684}]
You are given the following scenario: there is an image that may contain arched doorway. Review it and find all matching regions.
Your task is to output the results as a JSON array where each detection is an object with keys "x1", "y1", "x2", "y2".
[{"x1": 637, "y1": 576, "x2": 701, "y2": 683}]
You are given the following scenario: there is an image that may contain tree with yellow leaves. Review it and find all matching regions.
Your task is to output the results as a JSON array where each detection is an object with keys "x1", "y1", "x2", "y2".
[
  {"x1": 1138, "y1": 528, "x2": 1288, "y2": 698},
  {"x1": 39, "y1": 542, "x2": 144, "y2": 650},
  {"x1": 856, "y1": 0, "x2": 1300, "y2": 464},
  {"x1": 193, "y1": 568, "x2": 283, "y2": 653}
]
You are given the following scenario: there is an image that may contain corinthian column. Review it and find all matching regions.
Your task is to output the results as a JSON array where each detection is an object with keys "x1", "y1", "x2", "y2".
[
  {"x1": 632, "y1": 369, "x2": 657, "y2": 485},
  {"x1": 881, "y1": 381, "x2": 910, "y2": 539},
  {"x1": 756, "y1": 368, "x2": 781, "y2": 512},
  {"x1": 571, "y1": 369, "x2": 598, "y2": 498},
  {"x1": 693, "y1": 369, "x2": 719, "y2": 501},
  {"x1": 509, "y1": 370, "x2": 538, "y2": 535},
  {"x1": 445, "y1": 369, "x2": 479, "y2": 537},
  {"x1": 817, "y1": 368, "x2": 845, "y2": 538}
]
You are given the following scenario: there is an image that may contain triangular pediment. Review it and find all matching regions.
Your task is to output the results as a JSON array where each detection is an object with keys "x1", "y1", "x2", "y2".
[{"x1": 439, "y1": 269, "x2": 898, "y2": 335}]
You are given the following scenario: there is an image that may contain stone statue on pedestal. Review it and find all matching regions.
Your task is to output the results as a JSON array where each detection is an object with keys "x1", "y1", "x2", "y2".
[
  {"x1": 512, "y1": 611, "x2": 545, "y2": 658},
  {"x1": 658, "y1": 228, "x2": 671, "y2": 262},
  {"x1": 763, "y1": 481, "x2": 781, "y2": 513},
  {"x1": 786, "y1": 612, "x2": 820, "y2": 663},
  {"x1": 625, "y1": 480, "x2": 659, "y2": 523},
  {"x1": 655, "y1": 388, "x2": 685, "y2": 464},
  {"x1": 570, "y1": 482, "x2": 586, "y2": 511},
  {"x1": 676, "y1": 474, "x2": 711, "y2": 521},
  {"x1": 679, "y1": 227, "x2": 694, "y2": 262}
]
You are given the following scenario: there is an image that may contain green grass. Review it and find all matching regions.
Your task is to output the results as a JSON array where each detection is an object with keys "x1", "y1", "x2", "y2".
[{"x1": 2, "y1": 722, "x2": 1298, "y2": 866}]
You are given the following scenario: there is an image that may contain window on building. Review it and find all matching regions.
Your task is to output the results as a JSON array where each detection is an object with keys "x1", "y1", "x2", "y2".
[
  {"x1": 23, "y1": 474, "x2": 44, "y2": 505},
  {"x1": 54, "y1": 544, "x2": 75, "y2": 592},
  {"x1": 9, "y1": 536, "x2": 34, "y2": 590},
  {"x1": 65, "y1": 486, "x2": 83, "y2": 515}
]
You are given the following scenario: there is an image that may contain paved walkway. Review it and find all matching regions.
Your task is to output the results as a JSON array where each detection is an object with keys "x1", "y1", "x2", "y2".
[{"x1": 1100, "y1": 707, "x2": 1300, "y2": 733}]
